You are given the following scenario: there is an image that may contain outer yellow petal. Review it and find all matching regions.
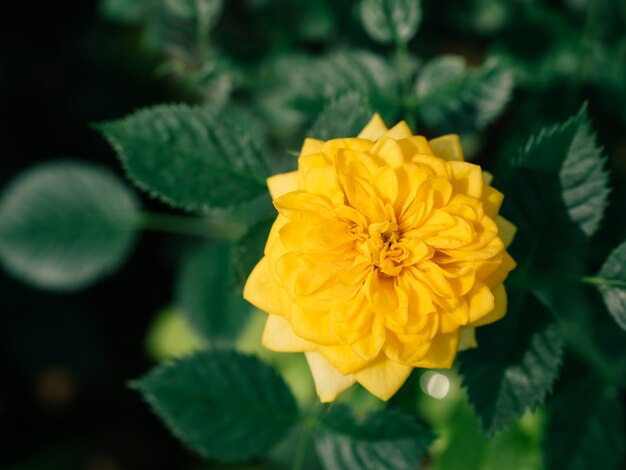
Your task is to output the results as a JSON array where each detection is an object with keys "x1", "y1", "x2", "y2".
[
  {"x1": 482, "y1": 185, "x2": 504, "y2": 218},
  {"x1": 243, "y1": 257, "x2": 284, "y2": 316},
  {"x1": 457, "y1": 327, "x2": 477, "y2": 351},
  {"x1": 267, "y1": 171, "x2": 299, "y2": 200},
  {"x1": 384, "y1": 121, "x2": 413, "y2": 140},
  {"x1": 496, "y1": 216, "x2": 517, "y2": 248},
  {"x1": 448, "y1": 161, "x2": 483, "y2": 198},
  {"x1": 412, "y1": 332, "x2": 460, "y2": 368},
  {"x1": 262, "y1": 315, "x2": 315, "y2": 352},
  {"x1": 429, "y1": 134, "x2": 464, "y2": 161},
  {"x1": 470, "y1": 284, "x2": 507, "y2": 327},
  {"x1": 484, "y1": 251, "x2": 517, "y2": 288},
  {"x1": 317, "y1": 344, "x2": 372, "y2": 375},
  {"x1": 305, "y1": 351, "x2": 356, "y2": 402},
  {"x1": 300, "y1": 137, "x2": 324, "y2": 156},
  {"x1": 358, "y1": 113, "x2": 388, "y2": 140},
  {"x1": 353, "y1": 357, "x2": 412, "y2": 401}
]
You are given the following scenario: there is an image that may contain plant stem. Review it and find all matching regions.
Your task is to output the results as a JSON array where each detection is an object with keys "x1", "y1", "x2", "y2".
[
  {"x1": 394, "y1": 38, "x2": 415, "y2": 129},
  {"x1": 139, "y1": 211, "x2": 246, "y2": 240},
  {"x1": 576, "y1": 276, "x2": 626, "y2": 289}
]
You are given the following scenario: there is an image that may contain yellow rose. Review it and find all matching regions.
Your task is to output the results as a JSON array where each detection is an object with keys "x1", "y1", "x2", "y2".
[{"x1": 244, "y1": 114, "x2": 516, "y2": 402}]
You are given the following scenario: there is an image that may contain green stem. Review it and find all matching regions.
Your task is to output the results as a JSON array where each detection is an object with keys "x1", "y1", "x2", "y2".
[
  {"x1": 139, "y1": 211, "x2": 246, "y2": 240},
  {"x1": 394, "y1": 38, "x2": 415, "y2": 128},
  {"x1": 576, "y1": 276, "x2": 626, "y2": 289}
]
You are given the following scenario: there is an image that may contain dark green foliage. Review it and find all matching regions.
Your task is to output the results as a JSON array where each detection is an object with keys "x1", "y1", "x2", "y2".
[
  {"x1": 131, "y1": 350, "x2": 298, "y2": 462},
  {"x1": 0, "y1": 161, "x2": 139, "y2": 290},
  {"x1": 3, "y1": 0, "x2": 626, "y2": 467},
  {"x1": 96, "y1": 104, "x2": 269, "y2": 211},
  {"x1": 176, "y1": 243, "x2": 249, "y2": 344},
  {"x1": 414, "y1": 56, "x2": 514, "y2": 133},
  {"x1": 261, "y1": 50, "x2": 399, "y2": 131},
  {"x1": 231, "y1": 219, "x2": 273, "y2": 288},
  {"x1": 314, "y1": 405, "x2": 433, "y2": 470},
  {"x1": 597, "y1": 241, "x2": 626, "y2": 331},
  {"x1": 459, "y1": 289, "x2": 563, "y2": 435},
  {"x1": 515, "y1": 106, "x2": 610, "y2": 237},
  {"x1": 359, "y1": 0, "x2": 422, "y2": 44},
  {"x1": 544, "y1": 378, "x2": 625, "y2": 470},
  {"x1": 309, "y1": 92, "x2": 374, "y2": 141}
]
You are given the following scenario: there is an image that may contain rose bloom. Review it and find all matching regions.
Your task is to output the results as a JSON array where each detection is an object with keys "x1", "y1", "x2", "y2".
[{"x1": 244, "y1": 114, "x2": 516, "y2": 402}]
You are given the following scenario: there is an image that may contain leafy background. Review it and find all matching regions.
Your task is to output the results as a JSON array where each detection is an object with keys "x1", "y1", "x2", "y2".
[{"x1": 1, "y1": 0, "x2": 626, "y2": 469}]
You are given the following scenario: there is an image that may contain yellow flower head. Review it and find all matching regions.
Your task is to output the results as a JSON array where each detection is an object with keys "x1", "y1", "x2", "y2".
[{"x1": 244, "y1": 114, "x2": 516, "y2": 402}]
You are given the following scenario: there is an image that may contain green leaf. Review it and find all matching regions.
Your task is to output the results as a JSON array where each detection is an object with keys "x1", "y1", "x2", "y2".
[
  {"x1": 515, "y1": 105, "x2": 610, "y2": 236},
  {"x1": 231, "y1": 219, "x2": 273, "y2": 289},
  {"x1": 100, "y1": 0, "x2": 145, "y2": 23},
  {"x1": 544, "y1": 378, "x2": 625, "y2": 470},
  {"x1": 0, "y1": 161, "x2": 139, "y2": 291},
  {"x1": 309, "y1": 92, "x2": 373, "y2": 140},
  {"x1": 96, "y1": 104, "x2": 269, "y2": 211},
  {"x1": 314, "y1": 405, "x2": 433, "y2": 469},
  {"x1": 359, "y1": 0, "x2": 422, "y2": 44},
  {"x1": 132, "y1": 350, "x2": 298, "y2": 462},
  {"x1": 175, "y1": 243, "x2": 250, "y2": 344},
  {"x1": 498, "y1": 167, "x2": 585, "y2": 280},
  {"x1": 163, "y1": 0, "x2": 222, "y2": 23},
  {"x1": 265, "y1": 51, "x2": 398, "y2": 120},
  {"x1": 415, "y1": 56, "x2": 513, "y2": 133},
  {"x1": 459, "y1": 288, "x2": 564, "y2": 435},
  {"x1": 596, "y1": 241, "x2": 626, "y2": 331}
]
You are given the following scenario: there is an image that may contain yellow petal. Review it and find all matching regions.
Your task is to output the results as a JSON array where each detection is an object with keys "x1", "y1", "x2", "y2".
[
  {"x1": 467, "y1": 282, "x2": 495, "y2": 324},
  {"x1": 483, "y1": 171, "x2": 494, "y2": 185},
  {"x1": 351, "y1": 314, "x2": 386, "y2": 359},
  {"x1": 305, "y1": 351, "x2": 355, "y2": 402},
  {"x1": 353, "y1": 357, "x2": 412, "y2": 401},
  {"x1": 457, "y1": 327, "x2": 477, "y2": 351},
  {"x1": 318, "y1": 343, "x2": 373, "y2": 375},
  {"x1": 448, "y1": 161, "x2": 484, "y2": 198},
  {"x1": 243, "y1": 257, "x2": 284, "y2": 316},
  {"x1": 289, "y1": 304, "x2": 337, "y2": 345},
  {"x1": 262, "y1": 315, "x2": 315, "y2": 352},
  {"x1": 300, "y1": 137, "x2": 324, "y2": 156},
  {"x1": 267, "y1": 171, "x2": 299, "y2": 200},
  {"x1": 482, "y1": 185, "x2": 504, "y2": 218},
  {"x1": 483, "y1": 251, "x2": 517, "y2": 288},
  {"x1": 429, "y1": 135, "x2": 464, "y2": 161},
  {"x1": 358, "y1": 113, "x2": 388, "y2": 140},
  {"x1": 384, "y1": 121, "x2": 413, "y2": 139},
  {"x1": 413, "y1": 331, "x2": 460, "y2": 368},
  {"x1": 496, "y1": 216, "x2": 517, "y2": 248},
  {"x1": 371, "y1": 137, "x2": 406, "y2": 168},
  {"x1": 470, "y1": 284, "x2": 507, "y2": 327}
]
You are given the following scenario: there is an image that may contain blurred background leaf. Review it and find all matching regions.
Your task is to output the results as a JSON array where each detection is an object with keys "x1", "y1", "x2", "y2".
[{"x1": 0, "y1": 161, "x2": 140, "y2": 290}]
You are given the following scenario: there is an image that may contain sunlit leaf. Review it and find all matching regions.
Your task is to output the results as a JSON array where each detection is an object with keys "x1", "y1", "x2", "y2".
[
  {"x1": 0, "y1": 161, "x2": 139, "y2": 290},
  {"x1": 96, "y1": 104, "x2": 269, "y2": 211},
  {"x1": 132, "y1": 350, "x2": 298, "y2": 461}
]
